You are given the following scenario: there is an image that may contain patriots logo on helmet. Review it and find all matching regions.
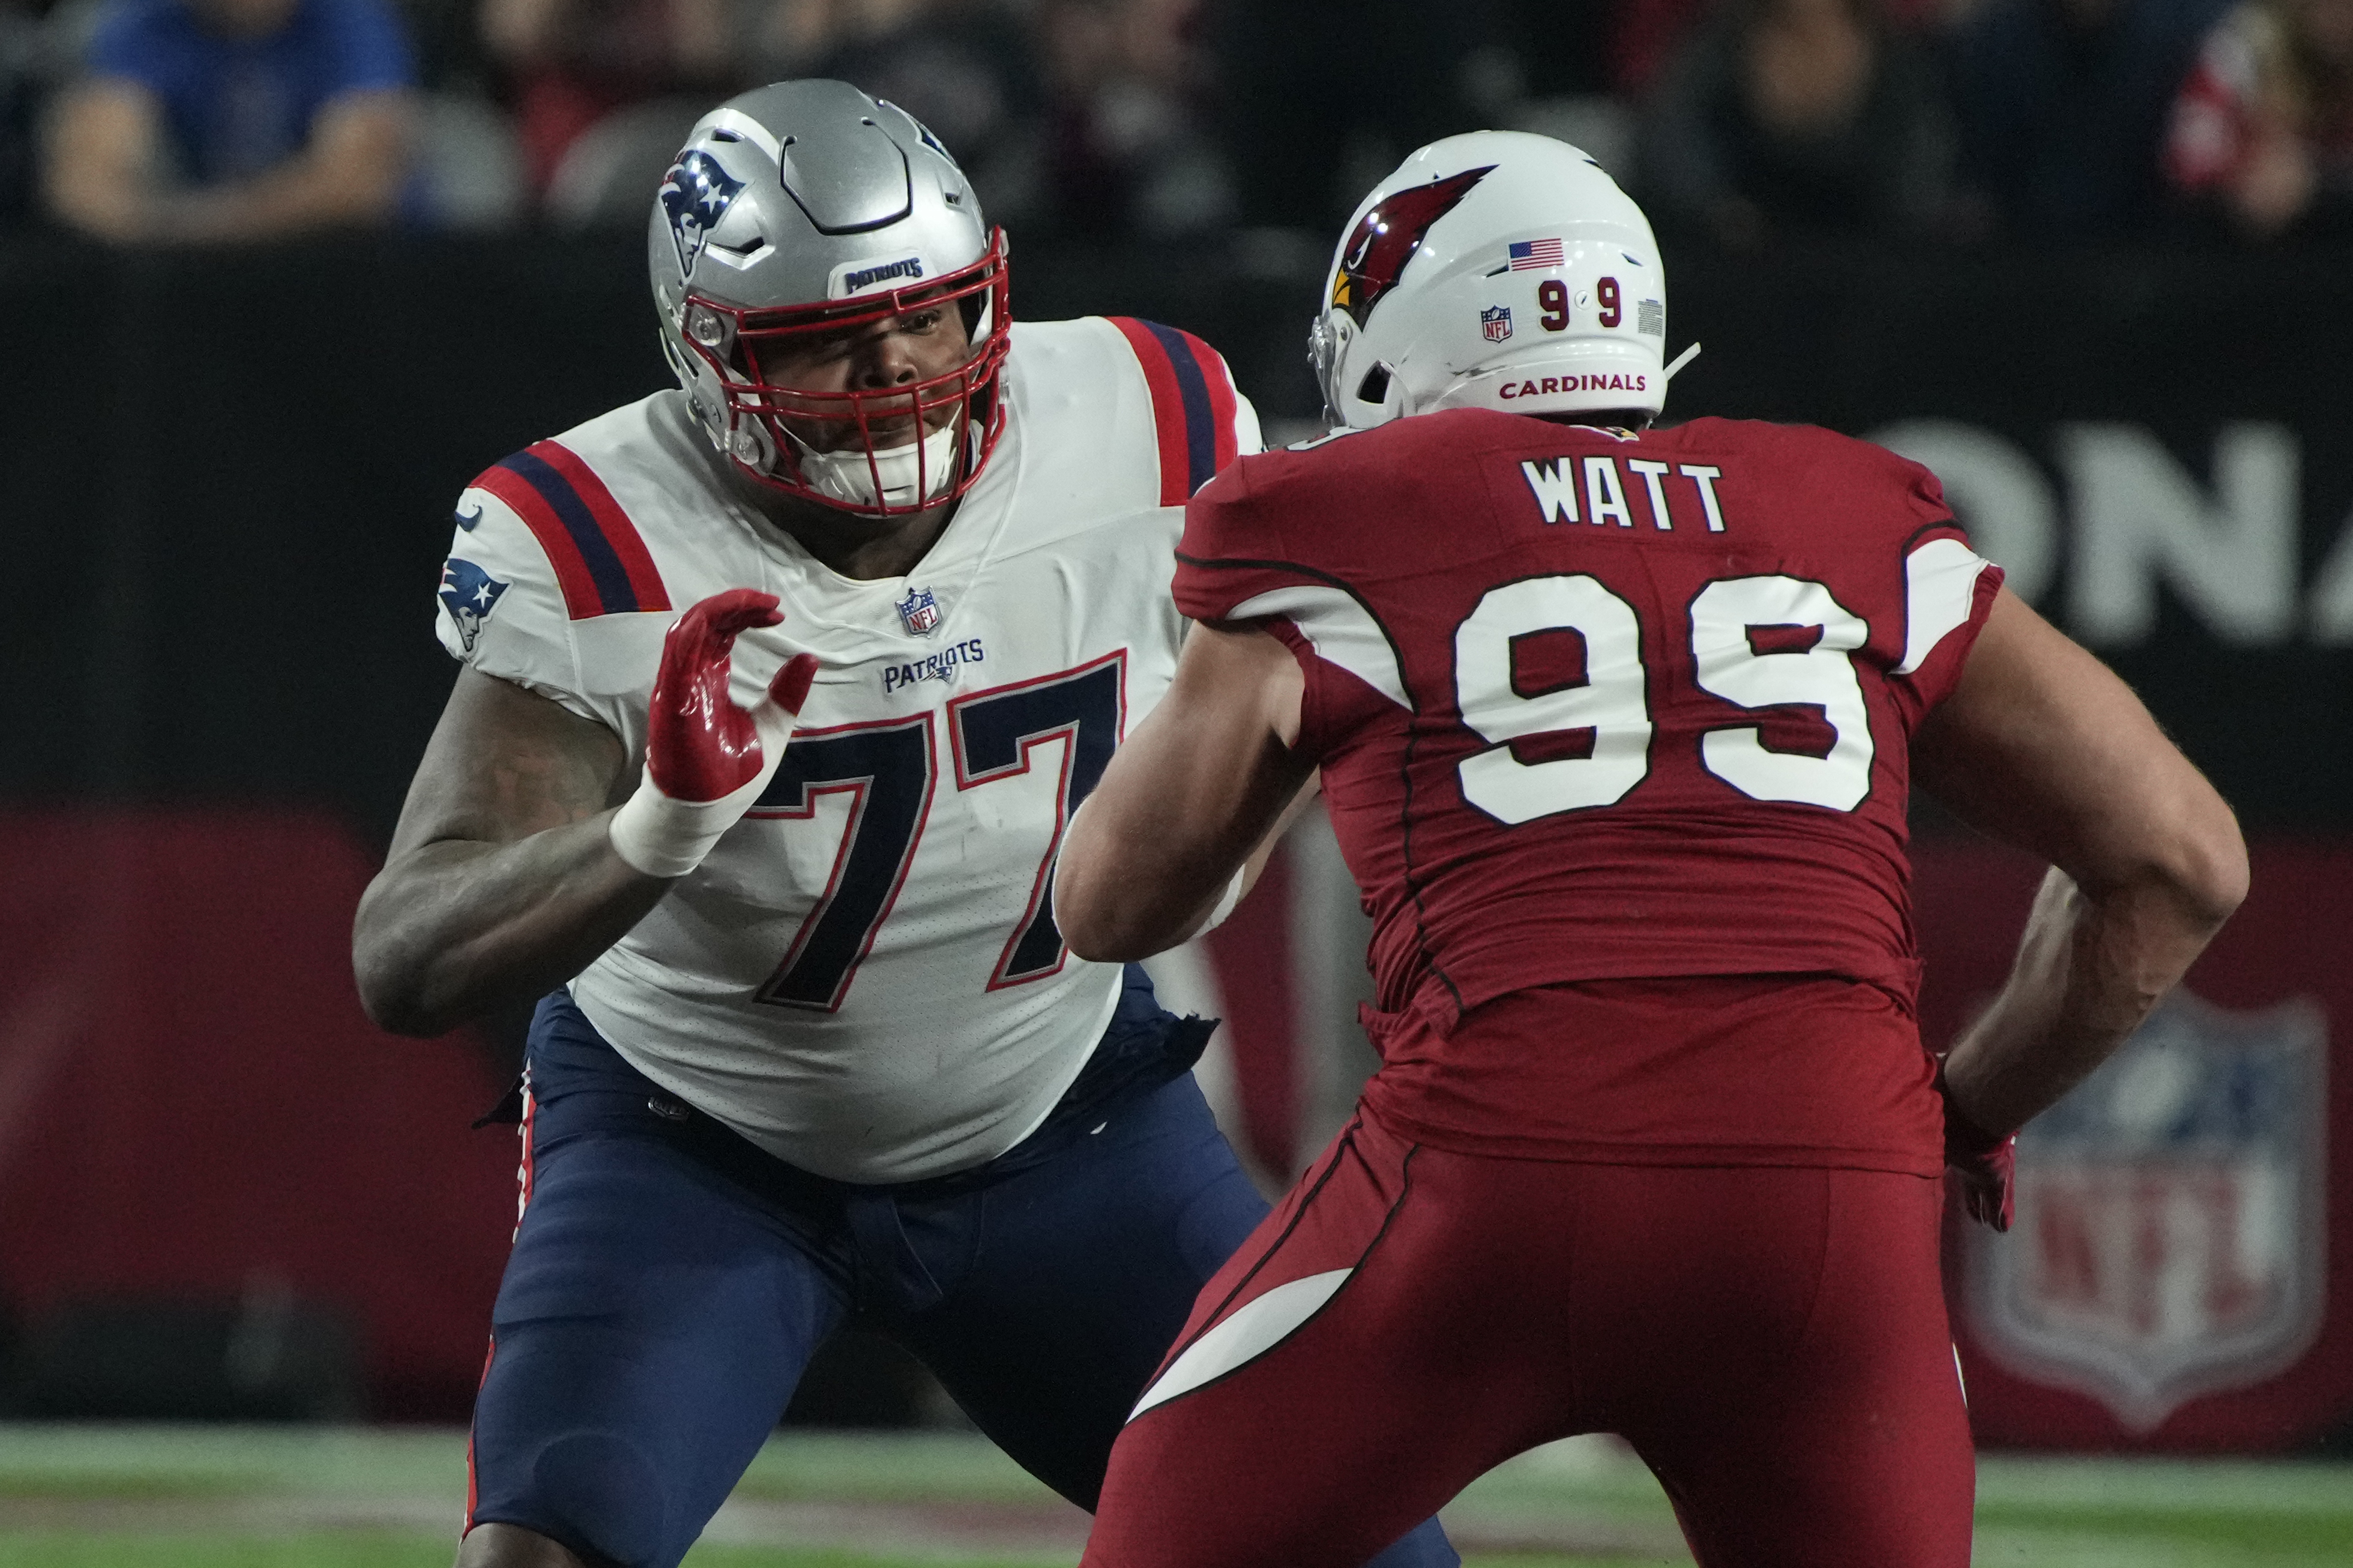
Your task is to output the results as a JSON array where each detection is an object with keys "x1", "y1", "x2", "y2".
[
  {"x1": 660, "y1": 149, "x2": 747, "y2": 278},
  {"x1": 439, "y1": 557, "x2": 510, "y2": 653},
  {"x1": 1329, "y1": 165, "x2": 1494, "y2": 329}
]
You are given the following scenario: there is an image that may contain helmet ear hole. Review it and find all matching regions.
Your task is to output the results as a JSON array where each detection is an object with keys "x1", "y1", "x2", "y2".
[{"x1": 1355, "y1": 364, "x2": 1393, "y2": 405}]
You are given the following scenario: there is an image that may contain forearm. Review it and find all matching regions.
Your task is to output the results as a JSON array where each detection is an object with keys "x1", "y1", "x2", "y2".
[
  {"x1": 44, "y1": 83, "x2": 163, "y2": 239},
  {"x1": 158, "y1": 97, "x2": 409, "y2": 241},
  {"x1": 353, "y1": 813, "x2": 670, "y2": 1036},
  {"x1": 1941, "y1": 864, "x2": 2235, "y2": 1135},
  {"x1": 1146, "y1": 772, "x2": 1322, "y2": 951},
  {"x1": 158, "y1": 155, "x2": 395, "y2": 240},
  {"x1": 1060, "y1": 745, "x2": 1309, "y2": 961}
]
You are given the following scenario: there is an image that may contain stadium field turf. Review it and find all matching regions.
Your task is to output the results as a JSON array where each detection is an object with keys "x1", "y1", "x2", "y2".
[{"x1": 0, "y1": 1425, "x2": 2345, "y2": 1566}]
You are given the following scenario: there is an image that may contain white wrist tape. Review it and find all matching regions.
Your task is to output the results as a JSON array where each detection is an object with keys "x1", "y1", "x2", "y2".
[
  {"x1": 607, "y1": 697, "x2": 798, "y2": 879},
  {"x1": 609, "y1": 768, "x2": 770, "y2": 878}
]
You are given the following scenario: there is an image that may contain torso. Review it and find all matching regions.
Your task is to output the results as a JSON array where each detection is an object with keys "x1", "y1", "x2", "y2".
[
  {"x1": 438, "y1": 316, "x2": 1255, "y2": 1180},
  {"x1": 1172, "y1": 409, "x2": 2001, "y2": 1172}
]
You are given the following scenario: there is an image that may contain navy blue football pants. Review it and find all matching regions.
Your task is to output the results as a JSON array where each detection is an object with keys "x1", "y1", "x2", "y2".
[{"x1": 465, "y1": 972, "x2": 1459, "y2": 1568}]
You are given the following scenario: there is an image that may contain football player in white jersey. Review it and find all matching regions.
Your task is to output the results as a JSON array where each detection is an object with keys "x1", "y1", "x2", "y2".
[{"x1": 352, "y1": 80, "x2": 1457, "y2": 1568}]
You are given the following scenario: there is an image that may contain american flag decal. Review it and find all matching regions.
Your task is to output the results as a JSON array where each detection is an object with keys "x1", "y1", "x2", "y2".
[{"x1": 1508, "y1": 238, "x2": 1564, "y2": 270}]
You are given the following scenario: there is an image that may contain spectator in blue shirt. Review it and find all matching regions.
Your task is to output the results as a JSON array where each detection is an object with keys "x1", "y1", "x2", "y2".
[{"x1": 45, "y1": 0, "x2": 414, "y2": 241}]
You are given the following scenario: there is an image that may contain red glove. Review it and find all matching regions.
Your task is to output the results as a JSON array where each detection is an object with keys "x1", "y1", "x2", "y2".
[
  {"x1": 1935, "y1": 1057, "x2": 2016, "y2": 1233},
  {"x1": 610, "y1": 589, "x2": 819, "y2": 877}
]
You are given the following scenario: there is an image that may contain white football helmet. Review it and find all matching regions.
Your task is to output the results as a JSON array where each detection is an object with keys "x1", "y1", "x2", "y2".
[
  {"x1": 648, "y1": 80, "x2": 1011, "y2": 516},
  {"x1": 1310, "y1": 131, "x2": 1674, "y2": 429}
]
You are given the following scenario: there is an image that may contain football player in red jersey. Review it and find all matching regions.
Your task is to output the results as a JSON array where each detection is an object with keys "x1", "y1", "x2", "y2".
[{"x1": 1052, "y1": 132, "x2": 2247, "y2": 1568}]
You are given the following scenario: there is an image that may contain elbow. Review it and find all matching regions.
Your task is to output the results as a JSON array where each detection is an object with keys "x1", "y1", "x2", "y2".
[
  {"x1": 2168, "y1": 798, "x2": 2249, "y2": 930},
  {"x1": 352, "y1": 951, "x2": 448, "y2": 1038},
  {"x1": 1055, "y1": 885, "x2": 1143, "y2": 966},
  {"x1": 2098, "y1": 787, "x2": 2249, "y2": 934},
  {"x1": 1053, "y1": 852, "x2": 1163, "y2": 966},
  {"x1": 351, "y1": 906, "x2": 456, "y2": 1038},
  {"x1": 1064, "y1": 922, "x2": 1154, "y2": 966}
]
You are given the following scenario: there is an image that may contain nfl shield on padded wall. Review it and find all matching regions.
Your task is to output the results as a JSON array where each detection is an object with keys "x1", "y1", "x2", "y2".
[{"x1": 1966, "y1": 991, "x2": 2330, "y2": 1433}]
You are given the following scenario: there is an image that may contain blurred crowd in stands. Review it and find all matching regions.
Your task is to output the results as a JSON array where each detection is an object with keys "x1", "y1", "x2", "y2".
[{"x1": 1, "y1": 0, "x2": 2348, "y2": 244}]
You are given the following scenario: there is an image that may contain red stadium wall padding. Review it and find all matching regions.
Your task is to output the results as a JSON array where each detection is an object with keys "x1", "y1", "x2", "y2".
[
  {"x1": 1915, "y1": 840, "x2": 2353, "y2": 1452},
  {"x1": 0, "y1": 810, "x2": 517, "y2": 1420}
]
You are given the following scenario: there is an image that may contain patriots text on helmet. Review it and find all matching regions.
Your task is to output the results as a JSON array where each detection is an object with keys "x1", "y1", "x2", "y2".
[{"x1": 840, "y1": 256, "x2": 926, "y2": 294}]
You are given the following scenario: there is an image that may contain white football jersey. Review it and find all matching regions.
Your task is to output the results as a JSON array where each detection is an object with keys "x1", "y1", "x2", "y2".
[{"x1": 433, "y1": 317, "x2": 1260, "y2": 1182}]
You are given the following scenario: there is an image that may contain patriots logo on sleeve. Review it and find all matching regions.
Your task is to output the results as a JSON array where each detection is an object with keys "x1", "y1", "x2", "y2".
[
  {"x1": 439, "y1": 557, "x2": 510, "y2": 653},
  {"x1": 660, "y1": 150, "x2": 747, "y2": 277}
]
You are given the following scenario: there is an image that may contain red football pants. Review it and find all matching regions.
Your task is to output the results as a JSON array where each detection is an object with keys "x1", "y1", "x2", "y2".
[{"x1": 1083, "y1": 1105, "x2": 1972, "y2": 1568}]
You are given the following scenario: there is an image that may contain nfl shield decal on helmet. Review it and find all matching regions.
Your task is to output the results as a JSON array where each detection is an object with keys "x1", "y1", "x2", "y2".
[
  {"x1": 439, "y1": 558, "x2": 510, "y2": 653},
  {"x1": 1481, "y1": 305, "x2": 1513, "y2": 343},
  {"x1": 660, "y1": 149, "x2": 747, "y2": 277},
  {"x1": 1967, "y1": 991, "x2": 2329, "y2": 1432},
  {"x1": 896, "y1": 586, "x2": 941, "y2": 635}
]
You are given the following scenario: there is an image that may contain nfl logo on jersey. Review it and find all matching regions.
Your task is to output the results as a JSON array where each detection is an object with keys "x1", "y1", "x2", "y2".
[
  {"x1": 1967, "y1": 991, "x2": 2329, "y2": 1431},
  {"x1": 1481, "y1": 305, "x2": 1513, "y2": 343},
  {"x1": 897, "y1": 586, "x2": 942, "y2": 635}
]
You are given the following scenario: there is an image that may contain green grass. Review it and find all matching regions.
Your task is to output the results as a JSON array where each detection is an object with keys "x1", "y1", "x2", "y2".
[
  {"x1": 0, "y1": 1545, "x2": 1684, "y2": 1568},
  {"x1": 0, "y1": 1428, "x2": 2343, "y2": 1567},
  {"x1": 0, "y1": 1426, "x2": 465, "y2": 1500}
]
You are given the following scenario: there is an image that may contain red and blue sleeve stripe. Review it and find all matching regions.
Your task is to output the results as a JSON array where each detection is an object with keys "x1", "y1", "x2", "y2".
[
  {"x1": 1109, "y1": 317, "x2": 1243, "y2": 505},
  {"x1": 469, "y1": 440, "x2": 671, "y2": 619}
]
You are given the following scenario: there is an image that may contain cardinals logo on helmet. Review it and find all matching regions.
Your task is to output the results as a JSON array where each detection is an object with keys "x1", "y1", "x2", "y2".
[
  {"x1": 660, "y1": 149, "x2": 747, "y2": 277},
  {"x1": 1328, "y1": 166, "x2": 1495, "y2": 329}
]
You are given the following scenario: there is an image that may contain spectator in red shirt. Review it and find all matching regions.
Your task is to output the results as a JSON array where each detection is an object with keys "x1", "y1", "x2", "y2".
[
  {"x1": 2166, "y1": 0, "x2": 2353, "y2": 234},
  {"x1": 479, "y1": 0, "x2": 731, "y2": 193}
]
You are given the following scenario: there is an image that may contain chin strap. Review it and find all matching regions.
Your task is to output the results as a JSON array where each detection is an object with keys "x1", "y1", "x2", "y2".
[
  {"x1": 790, "y1": 422, "x2": 965, "y2": 509},
  {"x1": 1663, "y1": 342, "x2": 1703, "y2": 380}
]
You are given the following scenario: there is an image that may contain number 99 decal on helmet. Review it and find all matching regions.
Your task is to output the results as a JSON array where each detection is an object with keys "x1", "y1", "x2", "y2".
[
  {"x1": 648, "y1": 79, "x2": 1013, "y2": 517},
  {"x1": 1308, "y1": 131, "x2": 1687, "y2": 432}
]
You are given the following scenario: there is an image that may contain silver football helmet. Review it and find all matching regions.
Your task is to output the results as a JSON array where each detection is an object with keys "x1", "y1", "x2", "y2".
[
  {"x1": 1310, "y1": 131, "x2": 1673, "y2": 429},
  {"x1": 649, "y1": 80, "x2": 1011, "y2": 515}
]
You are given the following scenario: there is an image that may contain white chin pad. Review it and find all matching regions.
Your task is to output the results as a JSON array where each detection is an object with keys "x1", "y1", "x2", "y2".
[{"x1": 795, "y1": 423, "x2": 962, "y2": 509}]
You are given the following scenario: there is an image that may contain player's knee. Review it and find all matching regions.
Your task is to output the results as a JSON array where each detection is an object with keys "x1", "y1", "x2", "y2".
[
  {"x1": 455, "y1": 1520, "x2": 601, "y2": 1568},
  {"x1": 466, "y1": 1431, "x2": 670, "y2": 1568}
]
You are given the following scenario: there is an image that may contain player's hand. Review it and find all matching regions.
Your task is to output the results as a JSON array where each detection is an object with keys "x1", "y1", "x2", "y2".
[
  {"x1": 1935, "y1": 1056, "x2": 2016, "y2": 1233},
  {"x1": 609, "y1": 589, "x2": 818, "y2": 878}
]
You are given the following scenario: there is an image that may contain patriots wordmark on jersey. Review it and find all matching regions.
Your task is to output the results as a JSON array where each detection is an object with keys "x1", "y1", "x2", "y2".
[
  {"x1": 433, "y1": 317, "x2": 1259, "y2": 1183},
  {"x1": 1173, "y1": 410, "x2": 2002, "y2": 1175}
]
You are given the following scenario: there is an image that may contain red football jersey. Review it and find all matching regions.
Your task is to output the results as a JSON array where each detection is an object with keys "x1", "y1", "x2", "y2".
[{"x1": 1173, "y1": 410, "x2": 2002, "y2": 1171}]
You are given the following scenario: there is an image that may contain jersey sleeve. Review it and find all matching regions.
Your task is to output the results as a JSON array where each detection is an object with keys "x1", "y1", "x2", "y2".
[
  {"x1": 1172, "y1": 458, "x2": 1286, "y2": 619},
  {"x1": 1106, "y1": 317, "x2": 1259, "y2": 502},
  {"x1": 432, "y1": 481, "x2": 597, "y2": 722},
  {"x1": 1175, "y1": 458, "x2": 1411, "y2": 764},
  {"x1": 1883, "y1": 452, "x2": 2005, "y2": 715}
]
